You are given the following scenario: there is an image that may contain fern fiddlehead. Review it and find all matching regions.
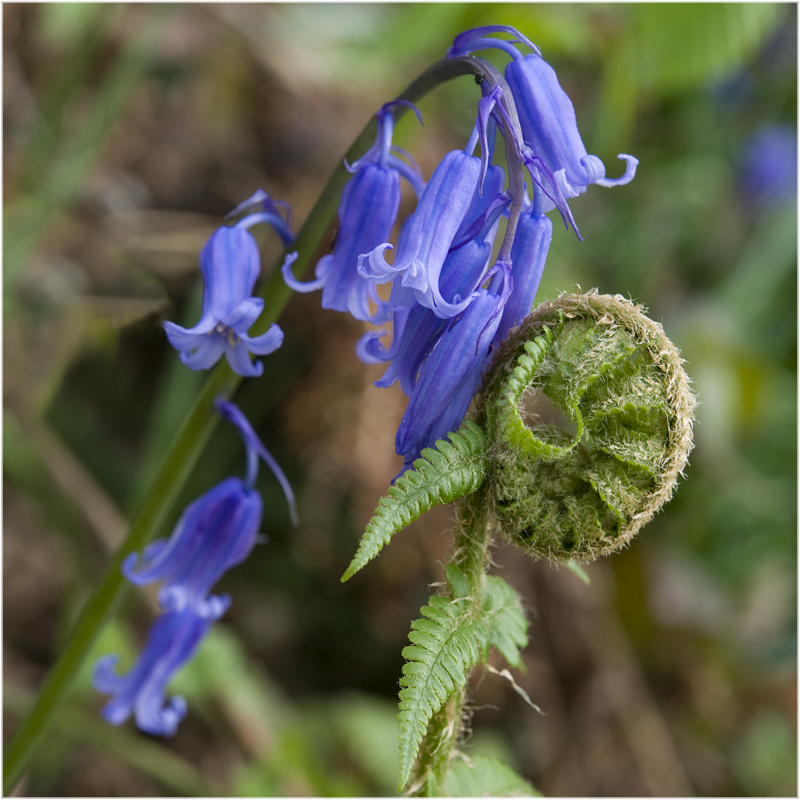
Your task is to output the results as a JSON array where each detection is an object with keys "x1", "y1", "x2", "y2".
[{"x1": 480, "y1": 290, "x2": 696, "y2": 564}]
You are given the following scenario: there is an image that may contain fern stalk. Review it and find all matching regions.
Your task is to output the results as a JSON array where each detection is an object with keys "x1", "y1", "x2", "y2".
[{"x1": 450, "y1": 485, "x2": 494, "y2": 598}]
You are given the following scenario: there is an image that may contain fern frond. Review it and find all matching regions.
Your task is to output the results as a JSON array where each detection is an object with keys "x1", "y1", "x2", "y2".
[
  {"x1": 444, "y1": 755, "x2": 540, "y2": 797},
  {"x1": 397, "y1": 595, "x2": 481, "y2": 790},
  {"x1": 478, "y1": 576, "x2": 528, "y2": 669},
  {"x1": 341, "y1": 421, "x2": 488, "y2": 582},
  {"x1": 396, "y1": 574, "x2": 530, "y2": 790}
]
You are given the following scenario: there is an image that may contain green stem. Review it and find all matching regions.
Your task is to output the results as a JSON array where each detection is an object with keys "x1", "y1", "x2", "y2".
[
  {"x1": 3, "y1": 53, "x2": 499, "y2": 795},
  {"x1": 412, "y1": 486, "x2": 494, "y2": 796},
  {"x1": 451, "y1": 484, "x2": 494, "y2": 597}
]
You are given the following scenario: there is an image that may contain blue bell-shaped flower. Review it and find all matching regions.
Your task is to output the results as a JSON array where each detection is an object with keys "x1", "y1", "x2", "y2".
[
  {"x1": 395, "y1": 265, "x2": 511, "y2": 471},
  {"x1": 282, "y1": 101, "x2": 423, "y2": 324},
  {"x1": 123, "y1": 477, "x2": 263, "y2": 615},
  {"x1": 93, "y1": 598, "x2": 229, "y2": 736},
  {"x1": 164, "y1": 225, "x2": 283, "y2": 377}
]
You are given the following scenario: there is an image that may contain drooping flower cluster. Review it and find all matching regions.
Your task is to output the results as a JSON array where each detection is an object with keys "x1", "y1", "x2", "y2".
[
  {"x1": 93, "y1": 399, "x2": 296, "y2": 735},
  {"x1": 283, "y1": 25, "x2": 637, "y2": 472}
]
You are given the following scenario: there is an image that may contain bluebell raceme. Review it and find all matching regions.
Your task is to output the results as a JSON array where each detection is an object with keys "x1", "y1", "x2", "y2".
[{"x1": 99, "y1": 24, "x2": 639, "y2": 736}]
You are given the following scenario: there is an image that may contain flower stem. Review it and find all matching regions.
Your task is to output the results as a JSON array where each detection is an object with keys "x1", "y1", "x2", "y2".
[{"x1": 2, "y1": 53, "x2": 504, "y2": 795}]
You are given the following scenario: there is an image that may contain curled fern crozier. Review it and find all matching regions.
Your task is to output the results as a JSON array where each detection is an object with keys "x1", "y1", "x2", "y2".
[{"x1": 480, "y1": 291, "x2": 696, "y2": 563}]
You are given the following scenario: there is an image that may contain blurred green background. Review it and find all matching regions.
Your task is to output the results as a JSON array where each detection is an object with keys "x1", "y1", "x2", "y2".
[{"x1": 3, "y1": 3, "x2": 796, "y2": 796}]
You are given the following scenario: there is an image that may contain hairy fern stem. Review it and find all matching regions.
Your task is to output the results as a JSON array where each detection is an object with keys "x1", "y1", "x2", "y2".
[{"x1": 451, "y1": 485, "x2": 494, "y2": 596}]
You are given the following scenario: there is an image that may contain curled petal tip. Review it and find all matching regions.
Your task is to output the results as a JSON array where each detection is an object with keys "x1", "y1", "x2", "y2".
[
  {"x1": 356, "y1": 243, "x2": 396, "y2": 283},
  {"x1": 121, "y1": 551, "x2": 141, "y2": 582},
  {"x1": 281, "y1": 251, "x2": 325, "y2": 294},
  {"x1": 224, "y1": 345, "x2": 263, "y2": 378},
  {"x1": 136, "y1": 695, "x2": 187, "y2": 737},
  {"x1": 242, "y1": 324, "x2": 284, "y2": 356},
  {"x1": 92, "y1": 655, "x2": 123, "y2": 694},
  {"x1": 595, "y1": 154, "x2": 639, "y2": 187}
]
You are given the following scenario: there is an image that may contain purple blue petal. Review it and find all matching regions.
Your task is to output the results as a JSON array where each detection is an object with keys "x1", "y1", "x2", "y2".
[{"x1": 93, "y1": 600, "x2": 228, "y2": 736}]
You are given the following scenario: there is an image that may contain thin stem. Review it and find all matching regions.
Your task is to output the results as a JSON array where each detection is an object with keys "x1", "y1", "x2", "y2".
[{"x1": 3, "y1": 53, "x2": 504, "y2": 796}]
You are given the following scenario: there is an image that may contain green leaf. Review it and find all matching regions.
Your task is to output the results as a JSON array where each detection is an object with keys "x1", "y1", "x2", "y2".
[
  {"x1": 445, "y1": 564, "x2": 471, "y2": 601},
  {"x1": 397, "y1": 595, "x2": 482, "y2": 790},
  {"x1": 444, "y1": 755, "x2": 540, "y2": 797},
  {"x1": 478, "y1": 576, "x2": 528, "y2": 669},
  {"x1": 341, "y1": 421, "x2": 488, "y2": 581}
]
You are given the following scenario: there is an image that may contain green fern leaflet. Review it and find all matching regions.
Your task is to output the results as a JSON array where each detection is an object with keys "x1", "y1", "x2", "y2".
[
  {"x1": 479, "y1": 575, "x2": 528, "y2": 669},
  {"x1": 397, "y1": 594, "x2": 482, "y2": 790},
  {"x1": 397, "y1": 573, "x2": 529, "y2": 791},
  {"x1": 341, "y1": 421, "x2": 488, "y2": 582}
]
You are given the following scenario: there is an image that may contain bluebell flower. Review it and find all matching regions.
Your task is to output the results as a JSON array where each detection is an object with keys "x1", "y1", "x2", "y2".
[
  {"x1": 122, "y1": 400, "x2": 297, "y2": 615},
  {"x1": 494, "y1": 209, "x2": 552, "y2": 346},
  {"x1": 358, "y1": 165, "x2": 508, "y2": 396},
  {"x1": 448, "y1": 27, "x2": 637, "y2": 205},
  {"x1": 395, "y1": 264, "x2": 511, "y2": 471},
  {"x1": 358, "y1": 303, "x2": 439, "y2": 397},
  {"x1": 359, "y1": 216, "x2": 507, "y2": 397},
  {"x1": 164, "y1": 224, "x2": 284, "y2": 377},
  {"x1": 358, "y1": 149, "x2": 484, "y2": 316},
  {"x1": 282, "y1": 101, "x2": 423, "y2": 323},
  {"x1": 164, "y1": 189, "x2": 293, "y2": 377},
  {"x1": 741, "y1": 124, "x2": 797, "y2": 208},
  {"x1": 93, "y1": 599, "x2": 228, "y2": 736},
  {"x1": 504, "y1": 53, "x2": 638, "y2": 198},
  {"x1": 124, "y1": 477, "x2": 263, "y2": 615}
]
